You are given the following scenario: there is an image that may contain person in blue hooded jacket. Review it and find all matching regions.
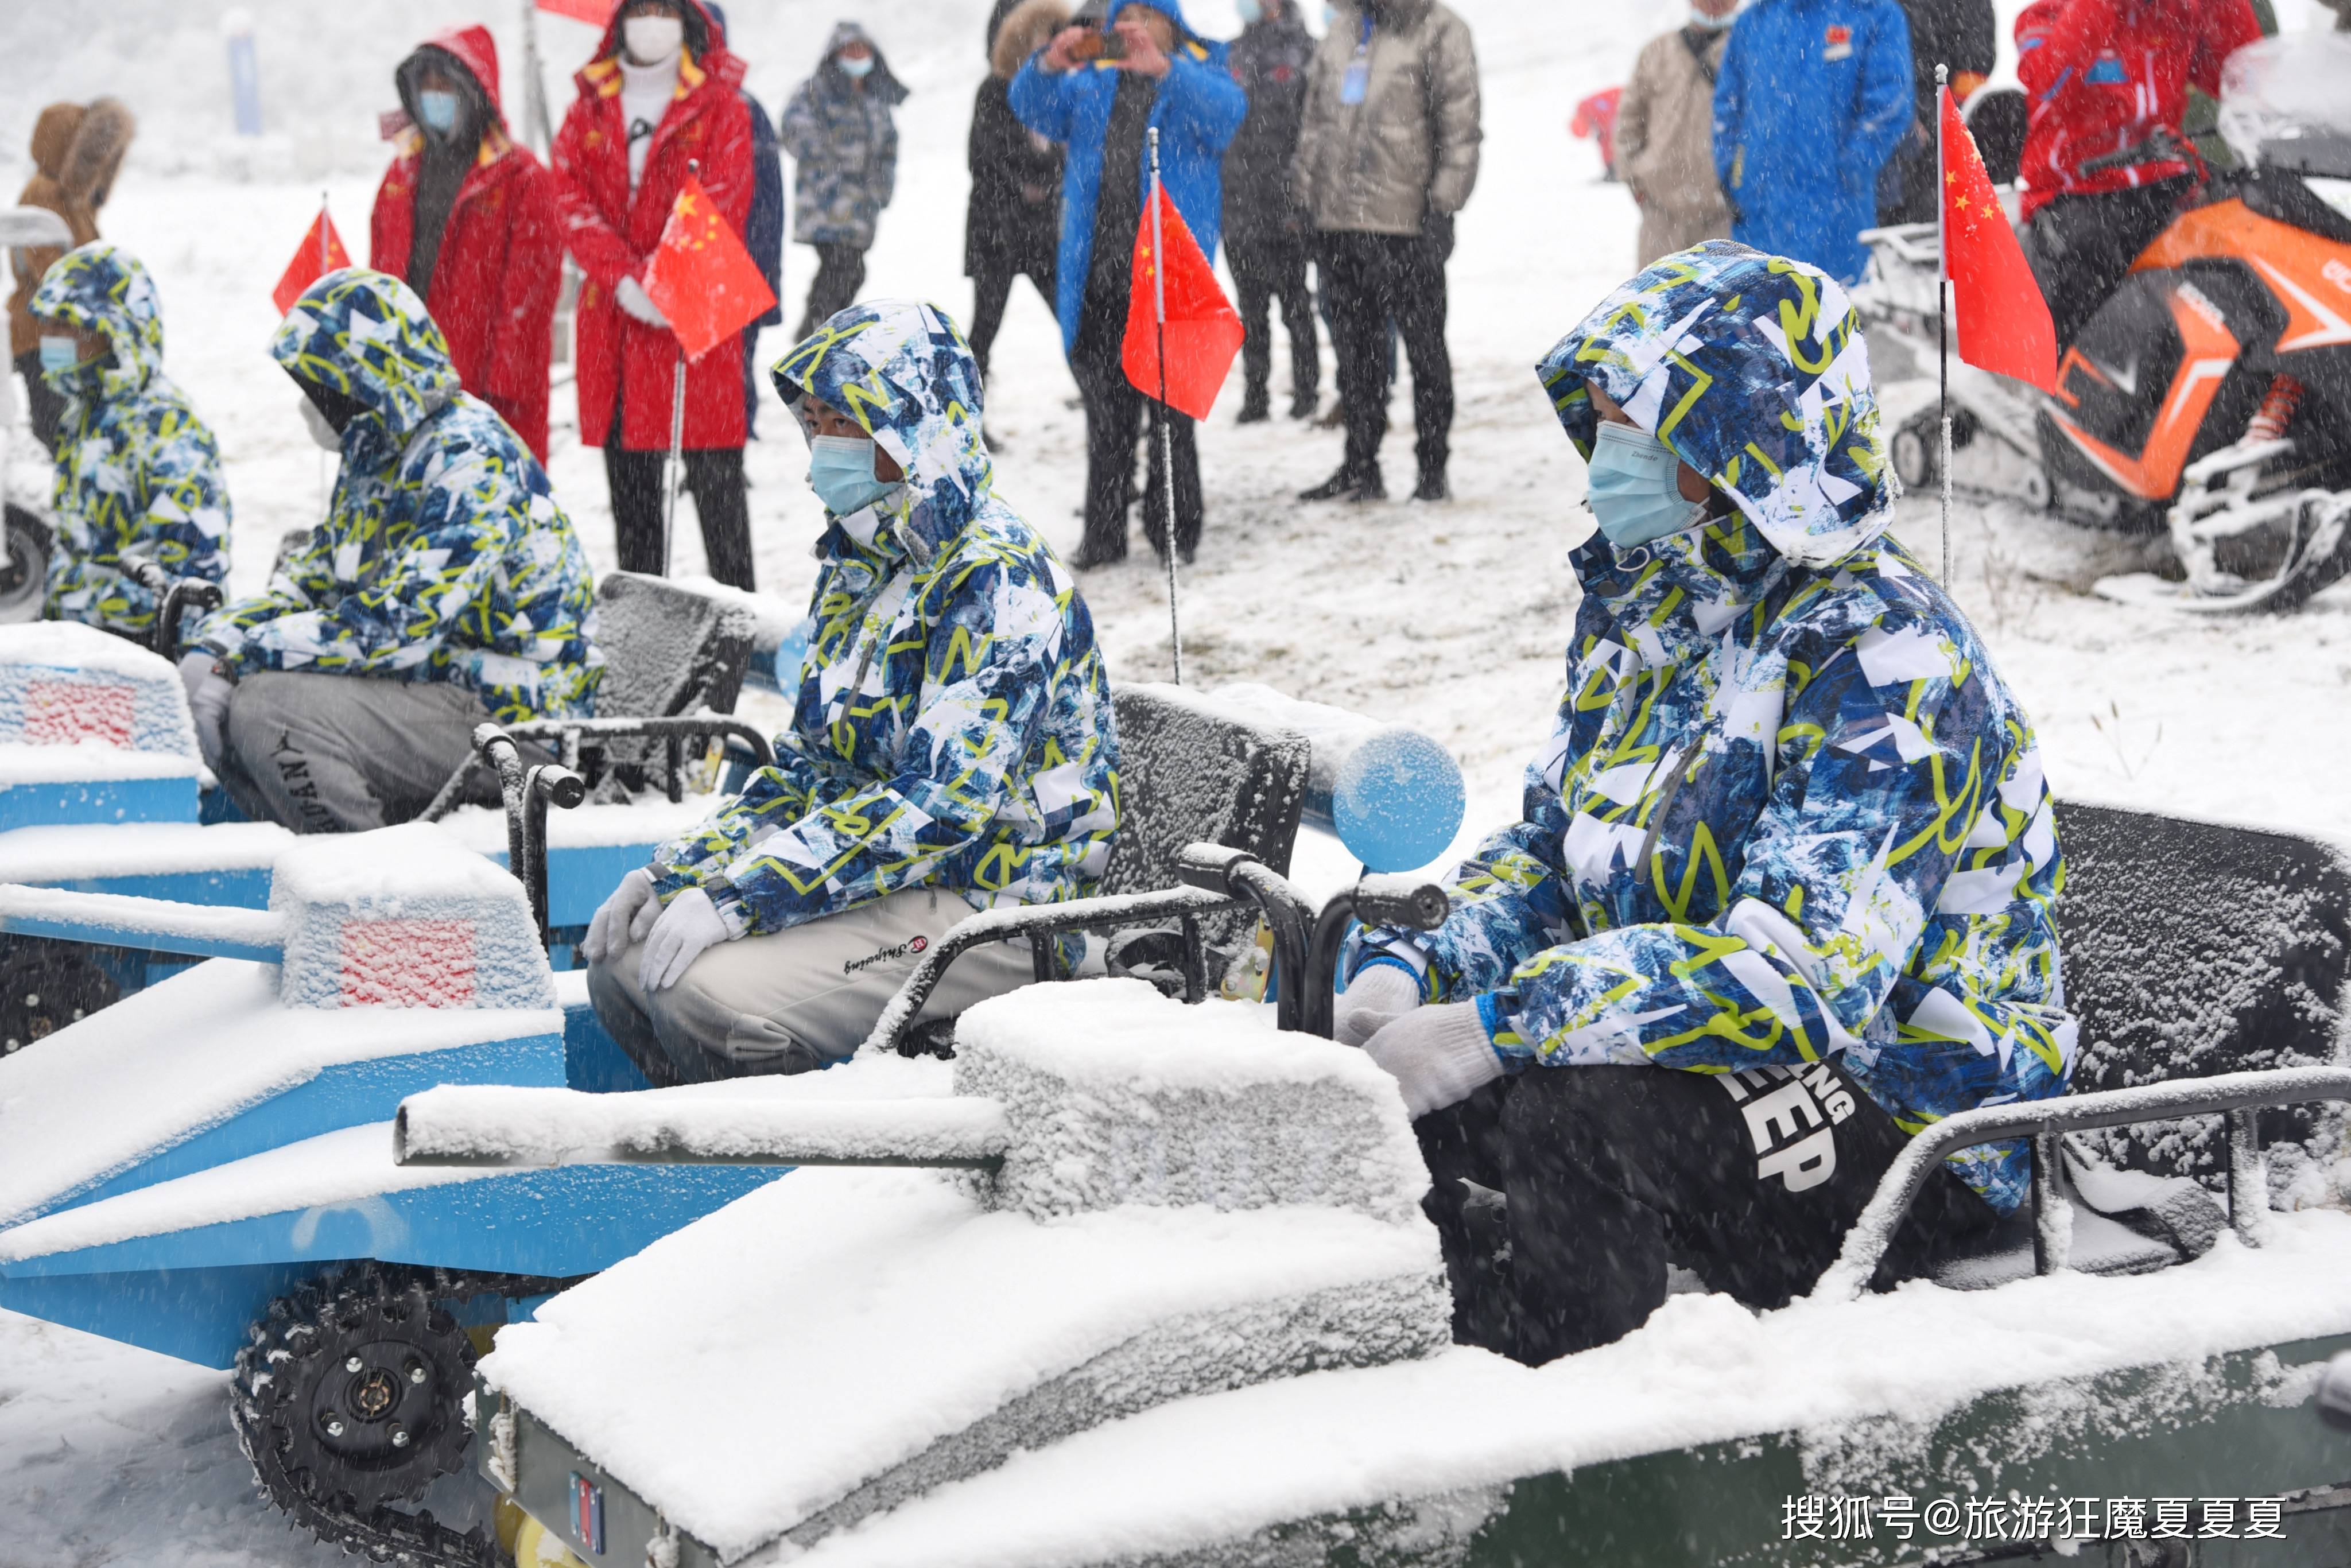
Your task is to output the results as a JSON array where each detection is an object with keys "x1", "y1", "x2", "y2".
[
  {"x1": 1338, "y1": 242, "x2": 2073, "y2": 1364},
  {"x1": 1010, "y1": 1, "x2": 1245, "y2": 568},
  {"x1": 580, "y1": 299, "x2": 1120, "y2": 1086},
  {"x1": 1711, "y1": 0, "x2": 1913, "y2": 283}
]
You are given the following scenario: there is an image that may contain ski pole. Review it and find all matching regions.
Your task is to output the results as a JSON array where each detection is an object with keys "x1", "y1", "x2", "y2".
[
  {"x1": 1149, "y1": 129, "x2": 1184, "y2": 686},
  {"x1": 1935, "y1": 64, "x2": 1952, "y2": 589}
]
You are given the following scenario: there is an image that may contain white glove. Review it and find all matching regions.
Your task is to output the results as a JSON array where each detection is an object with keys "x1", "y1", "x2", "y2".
[
  {"x1": 615, "y1": 275, "x2": 670, "y2": 329},
  {"x1": 1336, "y1": 962, "x2": 1425, "y2": 1048},
  {"x1": 1361, "y1": 1003, "x2": 1504, "y2": 1120},
  {"x1": 639, "y1": 886, "x2": 731, "y2": 992},
  {"x1": 581, "y1": 867, "x2": 662, "y2": 963},
  {"x1": 187, "y1": 665, "x2": 235, "y2": 774}
]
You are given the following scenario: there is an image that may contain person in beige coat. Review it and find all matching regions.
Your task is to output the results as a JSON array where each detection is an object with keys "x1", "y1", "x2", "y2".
[
  {"x1": 9, "y1": 99, "x2": 135, "y2": 455},
  {"x1": 1291, "y1": 0, "x2": 1481, "y2": 504},
  {"x1": 1615, "y1": 0, "x2": 1737, "y2": 269}
]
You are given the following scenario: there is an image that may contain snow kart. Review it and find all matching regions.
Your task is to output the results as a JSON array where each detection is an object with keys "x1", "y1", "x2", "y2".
[
  {"x1": 0, "y1": 569, "x2": 765, "y2": 1050},
  {"x1": 0, "y1": 204, "x2": 75, "y2": 626},
  {"x1": 408, "y1": 801, "x2": 2351, "y2": 1568},
  {"x1": 1859, "y1": 36, "x2": 2351, "y2": 613}
]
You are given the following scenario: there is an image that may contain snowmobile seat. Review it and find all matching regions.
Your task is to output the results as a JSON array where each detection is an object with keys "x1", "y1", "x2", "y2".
[{"x1": 864, "y1": 681, "x2": 1314, "y2": 1054}]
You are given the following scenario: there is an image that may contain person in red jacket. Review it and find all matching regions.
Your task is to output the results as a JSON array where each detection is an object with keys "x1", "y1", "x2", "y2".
[
  {"x1": 551, "y1": 0, "x2": 758, "y2": 590},
  {"x1": 370, "y1": 26, "x2": 565, "y2": 461},
  {"x1": 2014, "y1": 0, "x2": 2262, "y2": 347}
]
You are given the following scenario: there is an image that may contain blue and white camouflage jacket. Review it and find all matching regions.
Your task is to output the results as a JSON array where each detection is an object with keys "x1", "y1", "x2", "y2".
[
  {"x1": 201, "y1": 269, "x2": 602, "y2": 723},
  {"x1": 647, "y1": 300, "x2": 1120, "y2": 950},
  {"x1": 31, "y1": 244, "x2": 230, "y2": 637},
  {"x1": 1351, "y1": 242, "x2": 2074, "y2": 1212}
]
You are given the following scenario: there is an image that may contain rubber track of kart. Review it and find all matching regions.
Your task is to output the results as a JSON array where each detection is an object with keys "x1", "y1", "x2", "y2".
[{"x1": 230, "y1": 1264, "x2": 510, "y2": 1568}]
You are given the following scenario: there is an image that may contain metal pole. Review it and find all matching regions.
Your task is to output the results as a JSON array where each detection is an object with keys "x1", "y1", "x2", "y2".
[
  {"x1": 519, "y1": 0, "x2": 557, "y2": 156},
  {"x1": 662, "y1": 161, "x2": 696, "y2": 576},
  {"x1": 1935, "y1": 64, "x2": 1953, "y2": 588},
  {"x1": 1148, "y1": 129, "x2": 1184, "y2": 685},
  {"x1": 318, "y1": 191, "x2": 332, "y2": 515}
]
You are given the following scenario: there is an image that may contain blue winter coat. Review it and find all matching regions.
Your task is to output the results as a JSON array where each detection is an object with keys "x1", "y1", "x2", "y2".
[
  {"x1": 1007, "y1": 0, "x2": 1247, "y2": 352},
  {"x1": 1712, "y1": 0, "x2": 1914, "y2": 284},
  {"x1": 1348, "y1": 243, "x2": 2073, "y2": 1215}
]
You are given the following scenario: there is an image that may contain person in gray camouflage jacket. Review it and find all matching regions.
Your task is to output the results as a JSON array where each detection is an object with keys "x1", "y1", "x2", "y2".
[{"x1": 780, "y1": 22, "x2": 909, "y2": 339}]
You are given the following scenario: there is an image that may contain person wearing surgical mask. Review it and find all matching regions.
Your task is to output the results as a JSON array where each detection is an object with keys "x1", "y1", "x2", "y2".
[
  {"x1": 1336, "y1": 242, "x2": 2069, "y2": 1367},
  {"x1": 370, "y1": 25, "x2": 565, "y2": 460},
  {"x1": 552, "y1": 0, "x2": 762, "y2": 589},
  {"x1": 779, "y1": 22, "x2": 909, "y2": 340},
  {"x1": 582, "y1": 298, "x2": 1121, "y2": 1089}
]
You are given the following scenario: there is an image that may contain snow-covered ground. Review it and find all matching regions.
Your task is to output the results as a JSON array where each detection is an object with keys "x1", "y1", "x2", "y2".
[{"x1": 5, "y1": 0, "x2": 2350, "y2": 1561}]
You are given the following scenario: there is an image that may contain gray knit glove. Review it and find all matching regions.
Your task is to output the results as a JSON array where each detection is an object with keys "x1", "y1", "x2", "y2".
[
  {"x1": 1336, "y1": 962, "x2": 1424, "y2": 1047},
  {"x1": 1362, "y1": 1002, "x2": 1504, "y2": 1119}
]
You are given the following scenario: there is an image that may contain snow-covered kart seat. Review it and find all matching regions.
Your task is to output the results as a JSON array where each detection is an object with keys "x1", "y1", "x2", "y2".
[
  {"x1": 1835, "y1": 801, "x2": 2351, "y2": 1293},
  {"x1": 423, "y1": 571, "x2": 762, "y2": 815},
  {"x1": 864, "y1": 680, "x2": 1316, "y2": 1053}
]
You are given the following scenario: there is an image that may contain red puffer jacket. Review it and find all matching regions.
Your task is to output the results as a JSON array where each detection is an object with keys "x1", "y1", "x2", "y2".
[
  {"x1": 550, "y1": 0, "x2": 754, "y2": 452},
  {"x1": 370, "y1": 25, "x2": 565, "y2": 461},
  {"x1": 2013, "y1": 0, "x2": 2262, "y2": 218}
]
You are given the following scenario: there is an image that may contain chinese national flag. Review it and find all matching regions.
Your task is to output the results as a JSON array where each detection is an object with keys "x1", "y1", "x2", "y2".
[
  {"x1": 1940, "y1": 87, "x2": 2057, "y2": 393},
  {"x1": 536, "y1": 0, "x2": 617, "y2": 22},
  {"x1": 270, "y1": 209, "x2": 353, "y2": 317},
  {"x1": 1122, "y1": 185, "x2": 1242, "y2": 421},
  {"x1": 642, "y1": 175, "x2": 777, "y2": 362}
]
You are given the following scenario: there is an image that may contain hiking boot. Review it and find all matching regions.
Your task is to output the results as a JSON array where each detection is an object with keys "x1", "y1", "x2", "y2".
[
  {"x1": 1289, "y1": 391, "x2": 1320, "y2": 421},
  {"x1": 1237, "y1": 389, "x2": 1271, "y2": 424},
  {"x1": 1413, "y1": 470, "x2": 1450, "y2": 503},
  {"x1": 1299, "y1": 467, "x2": 1386, "y2": 503}
]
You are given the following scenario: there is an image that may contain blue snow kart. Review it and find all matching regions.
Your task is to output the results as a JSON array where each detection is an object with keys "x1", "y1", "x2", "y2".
[{"x1": 0, "y1": 569, "x2": 766, "y2": 1050}]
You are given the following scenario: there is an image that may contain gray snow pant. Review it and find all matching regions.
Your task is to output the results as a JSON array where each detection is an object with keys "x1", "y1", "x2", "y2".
[
  {"x1": 218, "y1": 672, "x2": 501, "y2": 834},
  {"x1": 587, "y1": 886, "x2": 1038, "y2": 1085}
]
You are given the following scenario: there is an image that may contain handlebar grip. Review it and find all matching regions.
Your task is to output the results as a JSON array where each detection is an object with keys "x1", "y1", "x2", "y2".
[
  {"x1": 1173, "y1": 841, "x2": 1251, "y2": 894},
  {"x1": 1351, "y1": 875, "x2": 1449, "y2": 932}
]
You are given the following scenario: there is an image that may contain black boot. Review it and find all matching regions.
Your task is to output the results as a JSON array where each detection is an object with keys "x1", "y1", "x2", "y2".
[
  {"x1": 1289, "y1": 390, "x2": 1319, "y2": 421},
  {"x1": 1299, "y1": 465, "x2": 1386, "y2": 503},
  {"x1": 1413, "y1": 467, "x2": 1450, "y2": 503},
  {"x1": 1238, "y1": 386, "x2": 1271, "y2": 424}
]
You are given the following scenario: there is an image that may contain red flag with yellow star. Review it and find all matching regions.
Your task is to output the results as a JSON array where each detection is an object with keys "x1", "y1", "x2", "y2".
[
  {"x1": 1122, "y1": 184, "x2": 1243, "y2": 421},
  {"x1": 1941, "y1": 86, "x2": 2056, "y2": 393},
  {"x1": 642, "y1": 175, "x2": 777, "y2": 363}
]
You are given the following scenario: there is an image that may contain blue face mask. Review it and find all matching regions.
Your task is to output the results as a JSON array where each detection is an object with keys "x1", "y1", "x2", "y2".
[
  {"x1": 808, "y1": 434, "x2": 901, "y2": 519},
  {"x1": 37, "y1": 335, "x2": 82, "y2": 376},
  {"x1": 1236, "y1": 0, "x2": 1264, "y2": 22},
  {"x1": 837, "y1": 53, "x2": 875, "y2": 79},
  {"x1": 417, "y1": 89, "x2": 461, "y2": 134},
  {"x1": 1585, "y1": 420, "x2": 1709, "y2": 548}
]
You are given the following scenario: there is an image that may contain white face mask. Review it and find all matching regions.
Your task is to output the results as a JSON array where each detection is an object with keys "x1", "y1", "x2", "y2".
[
  {"x1": 300, "y1": 396, "x2": 342, "y2": 452},
  {"x1": 623, "y1": 14, "x2": 684, "y2": 65},
  {"x1": 1689, "y1": 3, "x2": 1739, "y2": 27}
]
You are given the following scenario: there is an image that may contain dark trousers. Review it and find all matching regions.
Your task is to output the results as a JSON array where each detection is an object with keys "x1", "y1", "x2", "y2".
[
  {"x1": 795, "y1": 242, "x2": 868, "y2": 340},
  {"x1": 1070, "y1": 289, "x2": 1201, "y2": 563},
  {"x1": 13, "y1": 352, "x2": 66, "y2": 457},
  {"x1": 1317, "y1": 228, "x2": 1453, "y2": 484},
  {"x1": 1228, "y1": 235, "x2": 1318, "y2": 409},
  {"x1": 2023, "y1": 178, "x2": 2194, "y2": 351},
  {"x1": 968, "y1": 263, "x2": 1054, "y2": 385},
  {"x1": 1416, "y1": 1064, "x2": 1999, "y2": 1366},
  {"x1": 602, "y1": 416, "x2": 755, "y2": 591}
]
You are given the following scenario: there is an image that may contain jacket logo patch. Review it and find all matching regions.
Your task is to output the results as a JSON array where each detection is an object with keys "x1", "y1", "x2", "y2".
[
  {"x1": 1718, "y1": 1062, "x2": 1855, "y2": 1192},
  {"x1": 2085, "y1": 55, "x2": 2127, "y2": 83},
  {"x1": 1824, "y1": 24, "x2": 1853, "y2": 60},
  {"x1": 844, "y1": 932, "x2": 929, "y2": 975}
]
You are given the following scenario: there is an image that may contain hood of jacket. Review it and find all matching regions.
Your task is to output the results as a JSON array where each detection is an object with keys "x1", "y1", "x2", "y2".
[
  {"x1": 271, "y1": 267, "x2": 460, "y2": 443},
  {"x1": 1107, "y1": 0, "x2": 1211, "y2": 44},
  {"x1": 770, "y1": 298, "x2": 991, "y2": 563},
  {"x1": 812, "y1": 21, "x2": 911, "y2": 106},
  {"x1": 1539, "y1": 239, "x2": 1895, "y2": 571},
  {"x1": 579, "y1": 0, "x2": 743, "y2": 95},
  {"x1": 29, "y1": 242, "x2": 163, "y2": 402},
  {"x1": 992, "y1": 0, "x2": 1072, "y2": 78},
  {"x1": 27, "y1": 99, "x2": 135, "y2": 205},
  {"x1": 399, "y1": 25, "x2": 506, "y2": 137}
]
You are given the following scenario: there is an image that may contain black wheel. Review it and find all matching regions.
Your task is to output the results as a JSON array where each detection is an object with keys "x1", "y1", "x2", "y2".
[
  {"x1": 0, "y1": 504, "x2": 53, "y2": 624},
  {"x1": 0, "y1": 937, "x2": 122, "y2": 1054},
  {"x1": 232, "y1": 1264, "x2": 502, "y2": 1567},
  {"x1": 1892, "y1": 418, "x2": 1937, "y2": 490}
]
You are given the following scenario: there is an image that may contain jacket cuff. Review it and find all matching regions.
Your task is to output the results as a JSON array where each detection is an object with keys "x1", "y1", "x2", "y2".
[{"x1": 699, "y1": 874, "x2": 758, "y2": 940}]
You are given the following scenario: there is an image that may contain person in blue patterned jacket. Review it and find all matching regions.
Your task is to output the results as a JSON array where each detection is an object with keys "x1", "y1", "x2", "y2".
[
  {"x1": 1339, "y1": 240, "x2": 2073, "y2": 1363},
  {"x1": 583, "y1": 298, "x2": 1120, "y2": 1085},
  {"x1": 189, "y1": 267, "x2": 602, "y2": 833},
  {"x1": 28, "y1": 243, "x2": 230, "y2": 641}
]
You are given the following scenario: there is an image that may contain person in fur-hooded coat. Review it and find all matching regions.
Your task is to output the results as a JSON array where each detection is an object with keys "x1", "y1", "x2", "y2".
[{"x1": 9, "y1": 98, "x2": 136, "y2": 455}]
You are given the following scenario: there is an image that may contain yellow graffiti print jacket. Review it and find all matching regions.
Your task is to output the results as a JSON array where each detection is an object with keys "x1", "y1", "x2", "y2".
[
  {"x1": 646, "y1": 300, "x2": 1119, "y2": 953},
  {"x1": 1351, "y1": 242, "x2": 2073, "y2": 1212}
]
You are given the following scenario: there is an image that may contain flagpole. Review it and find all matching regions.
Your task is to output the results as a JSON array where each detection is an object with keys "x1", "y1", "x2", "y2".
[
  {"x1": 663, "y1": 161, "x2": 697, "y2": 577},
  {"x1": 519, "y1": 0, "x2": 557, "y2": 157},
  {"x1": 1148, "y1": 128, "x2": 1184, "y2": 685},
  {"x1": 1935, "y1": 64, "x2": 1952, "y2": 588}
]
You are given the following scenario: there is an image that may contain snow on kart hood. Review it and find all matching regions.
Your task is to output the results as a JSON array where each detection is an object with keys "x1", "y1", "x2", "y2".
[
  {"x1": 1541, "y1": 240, "x2": 1896, "y2": 570},
  {"x1": 770, "y1": 297, "x2": 993, "y2": 560},
  {"x1": 29, "y1": 242, "x2": 165, "y2": 404},
  {"x1": 270, "y1": 266, "x2": 460, "y2": 443}
]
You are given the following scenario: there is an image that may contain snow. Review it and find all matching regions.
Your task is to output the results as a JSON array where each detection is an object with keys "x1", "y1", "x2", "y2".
[
  {"x1": 0, "y1": 882, "x2": 281, "y2": 946},
  {"x1": 0, "y1": 818, "x2": 293, "y2": 880},
  {"x1": 435, "y1": 793, "x2": 721, "y2": 853},
  {"x1": 393, "y1": 1081, "x2": 1008, "y2": 1167},
  {"x1": 479, "y1": 1169, "x2": 1449, "y2": 1563},
  {"x1": 0, "y1": 1123, "x2": 496, "y2": 1263},
  {"x1": 0, "y1": 623, "x2": 199, "y2": 763},
  {"x1": 0, "y1": 958, "x2": 561, "y2": 1228},
  {"x1": 0, "y1": 739, "x2": 197, "y2": 782},
  {"x1": 955, "y1": 979, "x2": 1429, "y2": 1224},
  {"x1": 270, "y1": 821, "x2": 554, "y2": 1010},
  {"x1": 794, "y1": 1210, "x2": 2351, "y2": 1568}
]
